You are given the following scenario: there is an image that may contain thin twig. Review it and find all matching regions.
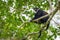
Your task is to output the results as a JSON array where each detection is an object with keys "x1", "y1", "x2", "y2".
[
  {"x1": 20, "y1": 9, "x2": 27, "y2": 23},
  {"x1": 47, "y1": 0, "x2": 53, "y2": 11},
  {"x1": 21, "y1": 32, "x2": 38, "y2": 40},
  {"x1": 33, "y1": 13, "x2": 51, "y2": 22}
]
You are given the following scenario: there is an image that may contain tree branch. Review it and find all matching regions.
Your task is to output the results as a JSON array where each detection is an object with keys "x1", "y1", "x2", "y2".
[{"x1": 38, "y1": 0, "x2": 60, "y2": 38}]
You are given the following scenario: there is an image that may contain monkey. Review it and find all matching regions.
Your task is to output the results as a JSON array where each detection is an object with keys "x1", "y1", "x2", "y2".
[{"x1": 30, "y1": 8, "x2": 50, "y2": 38}]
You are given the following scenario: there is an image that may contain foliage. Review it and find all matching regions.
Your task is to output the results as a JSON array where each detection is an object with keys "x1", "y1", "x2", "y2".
[{"x1": 0, "y1": 0, "x2": 59, "y2": 40}]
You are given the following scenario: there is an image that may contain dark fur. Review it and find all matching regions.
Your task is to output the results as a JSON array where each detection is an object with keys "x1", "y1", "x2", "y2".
[{"x1": 31, "y1": 8, "x2": 50, "y2": 38}]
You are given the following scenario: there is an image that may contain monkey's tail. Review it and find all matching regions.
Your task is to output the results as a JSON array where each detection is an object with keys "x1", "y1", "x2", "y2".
[
  {"x1": 38, "y1": 22, "x2": 50, "y2": 38},
  {"x1": 38, "y1": 30, "x2": 42, "y2": 38}
]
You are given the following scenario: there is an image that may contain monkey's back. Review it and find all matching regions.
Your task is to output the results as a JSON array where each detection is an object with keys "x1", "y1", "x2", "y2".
[{"x1": 33, "y1": 10, "x2": 49, "y2": 24}]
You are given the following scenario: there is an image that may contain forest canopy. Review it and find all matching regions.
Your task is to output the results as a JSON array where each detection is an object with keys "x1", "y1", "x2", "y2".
[{"x1": 0, "y1": 0, "x2": 60, "y2": 40}]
